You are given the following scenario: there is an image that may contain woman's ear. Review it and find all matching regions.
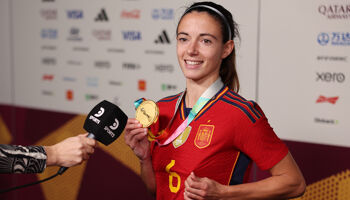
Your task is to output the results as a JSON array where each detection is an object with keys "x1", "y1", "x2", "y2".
[{"x1": 221, "y1": 40, "x2": 234, "y2": 59}]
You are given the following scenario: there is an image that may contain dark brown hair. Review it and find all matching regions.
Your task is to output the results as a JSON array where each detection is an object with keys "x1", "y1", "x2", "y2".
[{"x1": 178, "y1": 1, "x2": 240, "y2": 92}]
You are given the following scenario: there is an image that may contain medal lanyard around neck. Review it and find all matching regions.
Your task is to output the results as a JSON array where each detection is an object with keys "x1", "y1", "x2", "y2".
[{"x1": 159, "y1": 78, "x2": 224, "y2": 146}]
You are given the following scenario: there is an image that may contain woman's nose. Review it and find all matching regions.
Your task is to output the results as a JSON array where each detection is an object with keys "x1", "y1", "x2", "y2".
[{"x1": 187, "y1": 41, "x2": 199, "y2": 55}]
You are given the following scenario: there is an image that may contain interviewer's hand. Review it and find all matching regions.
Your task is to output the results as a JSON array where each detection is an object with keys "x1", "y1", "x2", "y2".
[
  {"x1": 44, "y1": 133, "x2": 97, "y2": 167},
  {"x1": 184, "y1": 172, "x2": 227, "y2": 200},
  {"x1": 124, "y1": 118, "x2": 150, "y2": 162}
]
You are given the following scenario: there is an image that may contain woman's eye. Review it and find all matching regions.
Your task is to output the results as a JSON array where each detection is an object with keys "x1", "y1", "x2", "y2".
[
  {"x1": 202, "y1": 39, "x2": 212, "y2": 44},
  {"x1": 178, "y1": 38, "x2": 187, "y2": 42}
]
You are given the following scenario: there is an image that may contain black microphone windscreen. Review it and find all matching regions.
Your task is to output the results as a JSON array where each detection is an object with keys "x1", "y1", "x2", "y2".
[{"x1": 83, "y1": 100, "x2": 128, "y2": 145}]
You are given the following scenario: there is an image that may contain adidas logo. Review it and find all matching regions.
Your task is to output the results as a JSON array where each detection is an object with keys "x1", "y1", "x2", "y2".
[
  {"x1": 154, "y1": 30, "x2": 170, "y2": 44},
  {"x1": 95, "y1": 8, "x2": 108, "y2": 21}
]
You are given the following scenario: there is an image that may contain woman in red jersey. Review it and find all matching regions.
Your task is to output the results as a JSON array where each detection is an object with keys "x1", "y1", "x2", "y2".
[{"x1": 125, "y1": 2, "x2": 305, "y2": 199}]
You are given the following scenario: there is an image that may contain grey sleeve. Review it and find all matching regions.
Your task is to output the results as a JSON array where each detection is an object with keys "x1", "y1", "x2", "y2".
[{"x1": 0, "y1": 144, "x2": 47, "y2": 174}]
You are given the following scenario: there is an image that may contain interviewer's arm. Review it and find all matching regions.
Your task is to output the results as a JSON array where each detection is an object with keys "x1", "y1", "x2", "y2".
[
  {"x1": 0, "y1": 134, "x2": 96, "y2": 174},
  {"x1": 0, "y1": 144, "x2": 46, "y2": 173},
  {"x1": 44, "y1": 133, "x2": 97, "y2": 167}
]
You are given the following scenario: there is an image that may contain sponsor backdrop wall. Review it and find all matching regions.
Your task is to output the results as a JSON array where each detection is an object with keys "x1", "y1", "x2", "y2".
[{"x1": 0, "y1": 0, "x2": 349, "y2": 199}]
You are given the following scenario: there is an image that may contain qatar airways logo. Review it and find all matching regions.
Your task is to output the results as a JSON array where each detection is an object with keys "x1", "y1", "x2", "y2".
[{"x1": 318, "y1": 4, "x2": 350, "y2": 19}]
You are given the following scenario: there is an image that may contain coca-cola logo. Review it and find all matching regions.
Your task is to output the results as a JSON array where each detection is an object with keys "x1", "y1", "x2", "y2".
[{"x1": 121, "y1": 9, "x2": 140, "y2": 19}]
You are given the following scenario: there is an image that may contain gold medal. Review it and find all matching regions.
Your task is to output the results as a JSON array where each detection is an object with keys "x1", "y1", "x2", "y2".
[{"x1": 135, "y1": 100, "x2": 159, "y2": 127}]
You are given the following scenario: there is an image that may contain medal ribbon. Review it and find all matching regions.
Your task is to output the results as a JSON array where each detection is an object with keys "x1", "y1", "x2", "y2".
[
  {"x1": 157, "y1": 78, "x2": 224, "y2": 146},
  {"x1": 134, "y1": 98, "x2": 146, "y2": 109}
]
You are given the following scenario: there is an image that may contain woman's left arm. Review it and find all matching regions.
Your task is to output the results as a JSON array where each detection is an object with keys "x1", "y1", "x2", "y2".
[{"x1": 184, "y1": 152, "x2": 306, "y2": 200}]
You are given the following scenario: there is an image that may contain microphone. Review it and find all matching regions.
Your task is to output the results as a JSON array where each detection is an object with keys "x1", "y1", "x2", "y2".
[{"x1": 58, "y1": 100, "x2": 128, "y2": 174}]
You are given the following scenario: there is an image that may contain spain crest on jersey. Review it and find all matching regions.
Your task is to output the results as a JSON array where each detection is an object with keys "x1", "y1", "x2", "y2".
[{"x1": 194, "y1": 124, "x2": 214, "y2": 149}]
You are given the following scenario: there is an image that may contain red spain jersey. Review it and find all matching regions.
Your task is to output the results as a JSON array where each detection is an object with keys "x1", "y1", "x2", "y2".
[{"x1": 149, "y1": 86, "x2": 288, "y2": 200}]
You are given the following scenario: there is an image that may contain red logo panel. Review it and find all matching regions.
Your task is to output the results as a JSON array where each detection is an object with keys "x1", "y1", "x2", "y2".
[
  {"x1": 138, "y1": 80, "x2": 146, "y2": 91},
  {"x1": 66, "y1": 90, "x2": 74, "y2": 101}
]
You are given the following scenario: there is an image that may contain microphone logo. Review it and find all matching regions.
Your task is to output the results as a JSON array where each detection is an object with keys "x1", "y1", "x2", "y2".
[
  {"x1": 89, "y1": 107, "x2": 104, "y2": 124},
  {"x1": 94, "y1": 107, "x2": 105, "y2": 117},
  {"x1": 109, "y1": 119, "x2": 119, "y2": 130}
]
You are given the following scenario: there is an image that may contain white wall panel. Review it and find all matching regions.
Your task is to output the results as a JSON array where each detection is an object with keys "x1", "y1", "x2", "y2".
[
  {"x1": 10, "y1": 0, "x2": 259, "y2": 117},
  {"x1": 0, "y1": 0, "x2": 12, "y2": 104},
  {"x1": 259, "y1": 0, "x2": 350, "y2": 147}
]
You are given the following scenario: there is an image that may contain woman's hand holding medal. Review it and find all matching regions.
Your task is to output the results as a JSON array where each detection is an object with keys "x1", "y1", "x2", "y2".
[
  {"x1": 124, "y1": 99, "x2": 159, "y2": 161},
  {"x1": 124, "y1": 118, "x2": 150, "y2": 161}
]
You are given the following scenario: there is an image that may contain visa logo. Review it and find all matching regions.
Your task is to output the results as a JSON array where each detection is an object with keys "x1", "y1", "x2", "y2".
[
  {"x1": 67, "y1": 10, "x2": 83, "y2": 19},
  {"x1": 122, "y1": 31, "x2": 142, "y2": 41}
]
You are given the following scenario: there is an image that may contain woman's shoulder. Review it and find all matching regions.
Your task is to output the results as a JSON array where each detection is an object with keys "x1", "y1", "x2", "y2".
[
  {"x1": 218, "y1": 88, "x2": 266, "y2": 124},
  {"x1": 157, "y1": 92, "x2": 183, "y2": 104}
]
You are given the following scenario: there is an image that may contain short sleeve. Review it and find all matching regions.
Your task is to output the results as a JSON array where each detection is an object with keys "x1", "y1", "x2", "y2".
[{"x1": 237, "y1": 113, "x2": 288, "y2": 171}]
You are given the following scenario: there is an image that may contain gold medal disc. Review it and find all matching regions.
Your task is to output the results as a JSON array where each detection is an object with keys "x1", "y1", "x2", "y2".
[{"x1": 135, "y1": 100, "x2": 159, "y2": 127}]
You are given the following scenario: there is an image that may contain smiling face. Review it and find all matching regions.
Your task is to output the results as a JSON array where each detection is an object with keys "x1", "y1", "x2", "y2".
[{"x1": 176, "y1": 11, "x2": 231, "y2": 84}]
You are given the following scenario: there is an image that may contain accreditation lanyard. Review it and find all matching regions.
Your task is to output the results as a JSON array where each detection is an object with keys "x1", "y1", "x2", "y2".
[{"x1": 155, "y1": 78, "x2": 224, "y2": 146}]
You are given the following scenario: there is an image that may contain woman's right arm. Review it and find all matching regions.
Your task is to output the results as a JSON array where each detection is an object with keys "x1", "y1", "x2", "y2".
[{"x1": 124, "y1": 118, "x2": 156, "y2": 194}]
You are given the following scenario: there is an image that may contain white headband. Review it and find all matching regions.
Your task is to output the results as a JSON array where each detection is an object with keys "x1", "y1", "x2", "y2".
[{"x1": 184, "y1": 5, "x2": 232, "y2": 40}]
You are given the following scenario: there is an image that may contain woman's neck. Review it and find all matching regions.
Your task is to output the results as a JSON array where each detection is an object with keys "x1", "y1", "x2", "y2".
[{"x1": 185, "y1": 75, "x2": 219, "y2": 108}]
